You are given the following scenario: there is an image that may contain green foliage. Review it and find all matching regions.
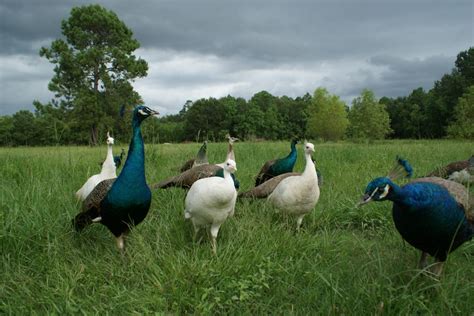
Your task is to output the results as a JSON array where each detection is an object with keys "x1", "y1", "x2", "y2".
[
  {"x1": 10, "y1": 111, "x2": 40, "y2": 146},
  {"x1": 447, "y1": 85, "x2": 474, "y2": 138},
  {"x1": 307, "y1": 87, "x2": 349, "y2": 141},
  {"x1": 382, "y1": 88, "x2": 428, "y2": 139},
  {"x1": 348, "y1": 89, "x2": 392, "y2": 139},
  {"x1": 0, "y1": 115, "x2": 13, "y2": 146},
  {"x1": 39, "y1": 4, "x2": 147, "y2": 144},
  {"x1": 1, "y1": 141, "x2": 473, "y2": 314}
]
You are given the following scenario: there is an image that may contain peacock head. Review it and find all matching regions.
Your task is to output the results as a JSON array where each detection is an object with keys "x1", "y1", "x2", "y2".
[
  {"x1": 359, "y1": 156, "x2": 413, "y2": 206},
  {"x1": 106, "y1": 131, "x2": 114, "y2": 145},
  {"x1": 133, "y1": 105, "x2": 159, "y2": 123},
  {"x1": 359, "y1": 177, "x2": 394, "y2": 205},
  {"x1": 224, "y1": 159, "x2": 237, "y2": 174},
  {"x1": 304, "y1": 141, "x2": 315, "y2": 155},
  {"x1": 226, "y1": 134, "x2": 239, "y2": 144}
]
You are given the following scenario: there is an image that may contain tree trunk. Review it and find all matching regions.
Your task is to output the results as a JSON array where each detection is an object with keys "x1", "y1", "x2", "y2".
[{"x1": 90, "y1": 124, "x2": 98, "y2": 146}]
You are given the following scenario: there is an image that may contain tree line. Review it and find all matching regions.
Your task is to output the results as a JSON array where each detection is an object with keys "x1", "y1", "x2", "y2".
[{"x1": 0, "y1": 4, "x2": 472, "y2": 146}]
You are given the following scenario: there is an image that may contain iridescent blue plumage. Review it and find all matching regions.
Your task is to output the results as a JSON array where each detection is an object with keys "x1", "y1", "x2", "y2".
[
  {"x1": 73, "y1": 105, "x2": 158, "y2": 250},
  {"x1": 113, "y1": 148, "x2": 125, "y2": 168},
  {"x1": 361, "y1": 158, "x2": 473, "y2": 275},
  {"x1": 255, "y1": 139, "x2": 298, "y2": 186}
]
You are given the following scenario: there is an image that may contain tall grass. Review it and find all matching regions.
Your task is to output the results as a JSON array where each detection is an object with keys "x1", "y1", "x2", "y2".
[{"x1": 1, "y1": 140, "x2": 473, "y2": 314}]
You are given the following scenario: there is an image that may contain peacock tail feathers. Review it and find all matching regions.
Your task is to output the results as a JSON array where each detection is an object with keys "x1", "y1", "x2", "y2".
[{"x1": 387, "y1": 156, "x2": 413, "y2": 180}]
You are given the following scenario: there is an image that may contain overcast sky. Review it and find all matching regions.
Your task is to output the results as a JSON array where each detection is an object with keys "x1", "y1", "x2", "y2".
[{"x1": 0, "y1": 0, "x2": 472, "y2": 116}]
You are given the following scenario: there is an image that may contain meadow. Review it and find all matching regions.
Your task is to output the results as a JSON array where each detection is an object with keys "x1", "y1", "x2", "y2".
[{"x1": 1, "y1": 140, "x2": 473, "y2": 314}]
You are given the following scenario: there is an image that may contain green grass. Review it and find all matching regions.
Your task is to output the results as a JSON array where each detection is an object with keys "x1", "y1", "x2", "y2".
[{"x1": 1, "y1": 140, "x2": 473, "y2": 314}]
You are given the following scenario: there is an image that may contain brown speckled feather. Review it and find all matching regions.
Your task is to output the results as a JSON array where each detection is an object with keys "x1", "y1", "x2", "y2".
[
  {"x1": 154, "y1": 164, "x2": 222, "y2": 189},
  {"x1": 410, "y1": 177, "x2": 473, "y2": 223},
  {"x1": 427, "y1": 159, "x2": 470, "y2": 178},
  {"x1": 255, "y1": 159, "x2": 277, "y2": 185},
  {"x1": 180, "y1": 159, "x2": 195, "y2": 172},
  {"x1": 73, "y1": 178, "x2": 115, "y2": 231},
  {"x1": 81, "y1": 178, "x2": 116, "y2": 212},
  {"x1": 240, "y1": 172, "x2": 299, "y2": 198}
]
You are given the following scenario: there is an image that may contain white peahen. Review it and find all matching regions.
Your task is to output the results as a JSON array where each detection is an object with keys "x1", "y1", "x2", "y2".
[
  {"x1": 184, "y1": 159, "x2": 238, "y2": 254},
  {"x1": 268, "y1": 141, "x2": 320, "y2": 231},
  {"x1": 76, "y1": 132, "x2": 117, "y2": 201}
]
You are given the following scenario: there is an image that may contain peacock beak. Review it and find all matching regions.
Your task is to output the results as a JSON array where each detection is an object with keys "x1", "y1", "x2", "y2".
[
  {"x1": 149, "y1": 108, "x2": 160, "y2": 116},
  {"x1": 357, "y1": 194, "x2": 372, "y2": 207}
]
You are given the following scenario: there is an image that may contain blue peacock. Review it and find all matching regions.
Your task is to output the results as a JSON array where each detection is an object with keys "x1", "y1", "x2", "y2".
[
  {"x1": 114, "y1": 148, "x2": 126, "y2": 169},
  {"x1": 73, "y1": 105, "x2": 159, "y2": 251},
  {"x1": 254, "y1": 139, "x2": 298, "y2": 186},
  {"x1": 360, "y1": 157, "x2": 474, "y2": 276}
]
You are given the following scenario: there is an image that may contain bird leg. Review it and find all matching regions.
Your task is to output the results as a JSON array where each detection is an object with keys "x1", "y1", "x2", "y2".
[
  {"x1": 210, "y1": 224, "x2": 220, "y2": 256},
  {"x1": 430, "y1": 260, "x2": 444, "y2": 277},
  {"x1": 116, "y1": 234, "x2": 126, "y2": 252},
  {"x1": 192, "y1": 224, "x2": 200, "y2": 243},
  {"x1": 417, "y1": 252, "x2": 429, "y2": 269},
  {"x1": 296, "y1": 215, "x2": 305, "y2": 232}
]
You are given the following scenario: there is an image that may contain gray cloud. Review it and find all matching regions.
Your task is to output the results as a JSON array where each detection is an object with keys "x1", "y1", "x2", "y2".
[{"x1": 0, "y1": 0, "x2": 472, "y2": 115}]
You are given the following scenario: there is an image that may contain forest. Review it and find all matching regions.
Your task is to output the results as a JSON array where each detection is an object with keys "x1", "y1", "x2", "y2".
[{"x1": 0, "y1": 4, "x2": 472, "y2": 146}]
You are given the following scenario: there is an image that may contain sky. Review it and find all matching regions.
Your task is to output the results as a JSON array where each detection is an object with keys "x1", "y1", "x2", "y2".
[{"x1": 0, "y1": 0, "x2": 472, "y2": 116}]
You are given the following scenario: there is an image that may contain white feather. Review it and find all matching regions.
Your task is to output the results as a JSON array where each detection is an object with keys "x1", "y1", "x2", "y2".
[
  {"x1": 447, "y1": 169, "x2": 473, "y2": 184},
  {"x1": 75, "y1": 136, "x2": 117, "y2": 201},
  {"x1": 184, "y1": 160, "x2": 237, "y2": 250},
  {"x1": 268, "y1": 143, "x2": 320, "y2": 230}
]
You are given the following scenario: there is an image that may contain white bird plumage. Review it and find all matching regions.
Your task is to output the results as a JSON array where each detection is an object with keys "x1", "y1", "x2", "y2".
[
  {"x1": 184, "y1": 159, "x2": 238, "y2": 254},
  {"x1": 75, "y1": 132, "x2": 117, "y2": 201},
  {"x1": 268, "y1": 141, "x2": 320, "y2": 231},
  {"x1": 216, "y1": 134, "x2": 238, "y2": 168}
]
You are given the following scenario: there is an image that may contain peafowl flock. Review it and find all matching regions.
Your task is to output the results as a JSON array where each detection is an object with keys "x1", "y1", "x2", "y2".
[
  {"x1": 427, "y1": 155, "x2": 474, "y2": 184},
  {"x1": 184, "y1": 159, "x2": 238, "y2": 254},
  {"x1": 267, "y1": 142, "x2": 320, "y2": 231},
  {"x1": 180, "y1": 141, "x2": 208, "y2": 172},
  {"x1": 255, "y1": 139, "x2": 298, "y2": 186},
  {"x1": 72, "y1": 105, "x2": 159, "y2": 251},
  {"x1": 114, "y1": 148, "x2": 126, "y2": 169},
  {"x1": 76, "y1": 132, "x2": 117, "y2": 201},
  {"x1": 359, "y1": 157, "x2": 474, "y2": 276}
]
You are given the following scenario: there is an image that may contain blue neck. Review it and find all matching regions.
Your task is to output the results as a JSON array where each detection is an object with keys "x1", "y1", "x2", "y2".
[
  {"x1": 119, "y1": 118, "x2": 146, "y2": 183},
  {"x1": 385, "y1": 182, "x2": 405, "y2": 203},
  {"x1": 286, "y1": 141, "x2": 297, "y2": 159}
]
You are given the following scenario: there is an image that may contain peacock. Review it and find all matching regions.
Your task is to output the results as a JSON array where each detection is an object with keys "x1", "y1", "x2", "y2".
[
  {"x1": 76, "y1": 132, "x2": 117, "y2": 201},
  {"x1": 72, "y1": 105, "x2": 159, "y2": 251},
  {"x1": 180, "y1": 141, "x2": 208, "y2": 172},
  {"x1": 216, "y1": 134, "x2": 238, "y2": 168},
  {"x1": 427, "y1": 155, "x2": 473, "y2": 184},
  {"x1": 255, "y1": 139, "x2": 298, "y2": 186},
  {"x1": 239, "y1": 156, "x2": 322, "y2": 199},
  {"x1": 267, "y1": 141, "x2": 320, "y2": 231},
  {"x1": 155, "y1": 135, "x2": 240, "y2": 190},
  {"x1": 359, "y1": 157, "x2": 474, "y2": 276},
  {"x1": 114, "y1": 148, "x2": 126, "y2": 169},
  {"x1": 184, "y1": 159, "x2": 238, "y2": 254}
]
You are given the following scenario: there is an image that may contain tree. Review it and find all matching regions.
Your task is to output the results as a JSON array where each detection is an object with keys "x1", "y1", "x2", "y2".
[
  {"x1": 348, "y1": 89, "x2": 392, "y2": 139},
  {"x1": 10, "y1": 111, "x2": 40, "y2": 146},
  {"x1": 0, "y1": 116, "x2": 13, "y2": 146},
  {"x1": 447, "y1": 85, "x2": 474, "y2": 139},
  {"x1": 307, "y1": 88, "x2": 349, "y2": 141},
  {"x1": 382, "y1": 88, "x2": 428, "y2": 139},
  {"x1": 425, "y1": 48, "x2": 474, "y2": 137},
  {"x1": 39, "y1": 4, "x2": 148, "y2": 145}
]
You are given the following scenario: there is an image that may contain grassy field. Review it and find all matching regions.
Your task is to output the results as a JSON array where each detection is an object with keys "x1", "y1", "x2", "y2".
[{"x1": 1, "y1": 140, "x2": 473, "y2": 314}]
